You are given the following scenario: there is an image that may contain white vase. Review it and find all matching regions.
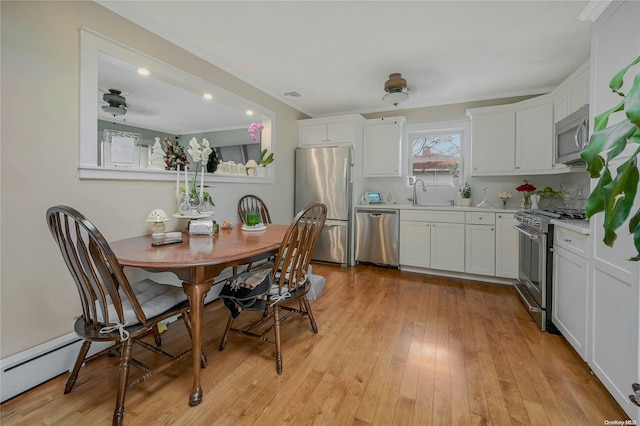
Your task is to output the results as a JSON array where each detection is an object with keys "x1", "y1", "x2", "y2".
[{"x1": 458, "y1": 197, "x2": 472, "y2": 207}]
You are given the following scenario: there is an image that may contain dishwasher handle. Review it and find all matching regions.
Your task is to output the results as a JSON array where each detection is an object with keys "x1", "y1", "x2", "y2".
[{"x1": 357, "y1": 209, "x2": 398, "y2": 216}]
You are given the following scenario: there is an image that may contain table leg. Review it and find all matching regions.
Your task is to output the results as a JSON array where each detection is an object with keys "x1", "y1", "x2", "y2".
[{"x1": 182, "y1": 280, "x2": 212, "y2": 406}]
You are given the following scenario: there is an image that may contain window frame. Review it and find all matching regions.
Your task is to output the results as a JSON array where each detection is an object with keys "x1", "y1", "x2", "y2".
[{"x1": 404, "y1": 119, "x2": 470, "y2": 187}]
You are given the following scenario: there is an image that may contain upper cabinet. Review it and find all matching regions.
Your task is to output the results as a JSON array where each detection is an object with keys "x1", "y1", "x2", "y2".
[
  {"x1": 362, "y1": 116, "x2": 405, "y2": 177},
  {"x1": 466, "y1": 61, "x2": 589, "y2": 177},
  {"x1": 516, "y1": 102, "x2": 554, "y2": 172},
  {"x1": 467, "y1": 93, "x2": 567, "y2": 176},
  {"x1": 468, "y1": 109, "x2": 516, "y2": 174},
  {"x1": 553, "y1": 61, "x2": 590, "y2": 123},
  {"x1": 298, "y1": 114, "x2": 364, "y2": 147}
]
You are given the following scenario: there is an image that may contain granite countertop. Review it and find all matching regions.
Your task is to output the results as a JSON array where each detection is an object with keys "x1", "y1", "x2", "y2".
[{"x1": 551, "y1": 218, "x2": 590, "y2": 235}]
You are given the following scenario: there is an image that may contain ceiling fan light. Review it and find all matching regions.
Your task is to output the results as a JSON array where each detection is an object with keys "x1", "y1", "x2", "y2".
[
  {"x1": 382, "y1": 90, "x2": 409, "y2": 106},
  {"x1": 383, "y1": 73, "x2": 409, "y2": 106},
  {"x1": 102, "y1": 105, "x2": 127, "y2": 116}
]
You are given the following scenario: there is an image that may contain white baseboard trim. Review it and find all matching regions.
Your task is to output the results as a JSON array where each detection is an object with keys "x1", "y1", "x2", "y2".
[
  {"x1": 0, "y1": 276, "x2": 229, "y2": 403},
  {"x1": 0, "y1": 331, "x2": 113, "y2": 403}
]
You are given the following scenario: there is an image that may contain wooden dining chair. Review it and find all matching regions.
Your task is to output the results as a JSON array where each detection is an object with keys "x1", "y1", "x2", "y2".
[
  {"x1": 46, "y1": 205, "x2": 206, "y2": 426},
  {"x1": 234, "y1": 194, "x2": 273, "y2": 273},
  {"x1": 219, "y1": 202, "x2": 327, "y2": 374},
  {"x1": 237, "y1": 194, "x2": 272, "y2": 225}
]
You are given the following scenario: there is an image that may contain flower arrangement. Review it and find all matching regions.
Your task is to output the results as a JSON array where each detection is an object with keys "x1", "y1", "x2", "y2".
[
  {"x1": 163, "y1": 137, "x2": 188, "y2": 170},
  {"x1": 516, "y1": 180, "x2": 536, "y2": 193},
  {"x1": 460, "y1": 182, "x2": 471, "y2": 198},
  {"x1": 248, "y1": 122, "x2": 264, "y2": 141},
  {"x1": 498, "y1": 190, "x2": 512, "y2": 208},
  {"x1": 176, "y1": 138, "x2": 214, "y2": 213},
  {"x1": 516, "y1": 180, "x2": 536, "y2": 209}
]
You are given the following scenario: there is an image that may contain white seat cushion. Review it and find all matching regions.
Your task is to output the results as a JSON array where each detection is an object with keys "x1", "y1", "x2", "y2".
[{"x1": 97, "y1": 279, "x2": 187, "y2": 327}]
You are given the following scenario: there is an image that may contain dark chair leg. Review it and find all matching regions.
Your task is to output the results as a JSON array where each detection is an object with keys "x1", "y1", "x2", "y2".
[
  {"x1": 219, "y1": 315, "x2": 234, "y2": 351},
  {"x1": 152, "y1": 324, "x2": 162, "y2": 346},
  {"x1": 273, "y1": 306, "x2": 282, "y2": 375},
  {"x1": 65, "y1": 340, "x2": 91, "y2": 394},
  {"x1": 301, "y1": 297, "x2": 318, "y2": 334},
  {"x1": 113, "y1": 339, "x2": 134, "y2": 426}
]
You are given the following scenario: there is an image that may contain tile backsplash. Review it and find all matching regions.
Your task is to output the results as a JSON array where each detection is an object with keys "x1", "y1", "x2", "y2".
[{"x1": 363, "y1": 170, "x2": 590, "y2": 209}]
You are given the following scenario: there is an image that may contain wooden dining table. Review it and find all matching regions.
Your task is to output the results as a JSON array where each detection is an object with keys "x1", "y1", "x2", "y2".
[{"x1": 109, "y1": 224, "x2": 289, "y2": 406}]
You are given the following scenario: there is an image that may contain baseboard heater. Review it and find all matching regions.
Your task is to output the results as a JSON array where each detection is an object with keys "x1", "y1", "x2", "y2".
[{"x1": 0, "y1": 272, "x2": 230, "y2": 403}]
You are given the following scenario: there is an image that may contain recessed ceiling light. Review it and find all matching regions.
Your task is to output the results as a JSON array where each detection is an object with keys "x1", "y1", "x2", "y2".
[
  {"x1": 137, "y1": 68, "x2": 150, "y2": 76},
  {"x1": 246, "y1": 110, "x2": 254, "y2": 116},
  {"x1": 203, "y1": 93, "x2": 213, "y2": 100},
  {"x1": 284, "y1": 91, "x2": 302, "y2": 98}
]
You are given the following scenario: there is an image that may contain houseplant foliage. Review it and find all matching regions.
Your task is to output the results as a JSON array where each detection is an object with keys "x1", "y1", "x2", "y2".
[{"x1": 581, "y1": 55, "x2": 640, "y2": 261}]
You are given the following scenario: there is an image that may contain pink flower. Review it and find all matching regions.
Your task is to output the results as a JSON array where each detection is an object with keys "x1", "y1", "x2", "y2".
[{"x1": 248, "y1": 122, "x2": 264, "y2": 141}]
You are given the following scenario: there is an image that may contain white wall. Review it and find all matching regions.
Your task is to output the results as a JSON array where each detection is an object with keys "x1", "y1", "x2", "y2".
[{"x1": 0, "y1": 1, "x2": 306, "y2": 358}]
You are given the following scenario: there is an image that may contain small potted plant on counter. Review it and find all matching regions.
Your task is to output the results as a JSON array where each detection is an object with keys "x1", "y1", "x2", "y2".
[{"x1": 459, "y1": 182, "x2": 472, "y2": 206}]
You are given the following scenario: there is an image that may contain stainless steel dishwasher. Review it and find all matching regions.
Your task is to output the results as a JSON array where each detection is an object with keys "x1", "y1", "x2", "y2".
[{"x1": 355, "y1": 208, "x2": 399, "y2": 266}]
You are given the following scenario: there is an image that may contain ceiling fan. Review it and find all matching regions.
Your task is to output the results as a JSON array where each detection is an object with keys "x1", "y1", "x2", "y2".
[
  {"x1": 382, "y1": 73, "x2": 409, "y2": 106},
  {"x1": 101, "y1": 89, "x2": 127, "y2": 116}
]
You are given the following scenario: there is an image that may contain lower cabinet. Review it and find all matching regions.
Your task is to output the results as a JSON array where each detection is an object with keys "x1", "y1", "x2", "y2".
[
  {"x1": 465, "y1": 224, "x2": 495, "y2": 275},
  {"x1": 399, "y1": 210, "x2": 465, "y2": 273},
  {"x1": 430, "y1": 222, "x2": 465, "y2": 272},
  {"x1": 552, "y1": 235, "x2": 588, "y2": 359},
  {"x1": 495, "y1": 213, "x2": 519, "y2": 278},
  {"x1": 399, "y1": 220, "x2": 430, "y2": 268},
  {"x1": 465, "y1": 212, "x2": 496, "y2": 276},
  {"x1": 399, "y1": 209, "x2": 518, "y2": 280}
]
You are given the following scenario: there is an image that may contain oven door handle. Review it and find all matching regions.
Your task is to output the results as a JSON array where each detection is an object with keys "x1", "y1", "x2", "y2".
[
  {"x1": 514, "y1": 283, "x2": 542, "y2": 313},
  {"x1": 514, "y1": 225, "x2": 540, "y2": 240}
]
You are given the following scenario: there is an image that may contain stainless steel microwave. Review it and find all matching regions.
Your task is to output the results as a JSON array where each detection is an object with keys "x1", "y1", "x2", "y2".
[{"x1": 554, "y1": 104, "x2": 589, "y2": 164}]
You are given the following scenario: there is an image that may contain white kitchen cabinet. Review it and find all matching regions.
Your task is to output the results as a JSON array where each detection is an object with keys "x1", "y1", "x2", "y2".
[
  {"x1": 400, "y1": 210, "x2": 465, "y2": 273},
  {"x1": 469, "y1": 110, "x2": 516, "y2": 174},
  {"x1": 430, "y1": 222, "x2": 465, "y2": 273},
  {"x1": 552, "y1": 226, "x2": 589, "y2": 360},
  {"x1": 516, "y1": 103, "x2": 554, "y2": 172},
  {"x1": 362, "y1": 116, "x2": 405, "y2": 177},
  {"x1": 465, "y1": 224, "x2": 495, "y2": 276},
  {"x1": 588, "y1": 1, "x2": 640, "y2": 419},
  {"x1": 468, "y1": 94, "x2": 565, "y2": 176},
  {"x1": 465, "y1": 212, "x2": 496, "y2": 276},
  {"x1": 298, "y1": 114, "x2": 364, "y2": 147},
  {"x1": 553, "y1": 62, "x2": 590, "y2": 123},
  {"x1": 495, "y1": 213, "x2": 519, "y2": 279},
  {"x1": 400, "y1": 220, "x2": 430, "y2": 268}
]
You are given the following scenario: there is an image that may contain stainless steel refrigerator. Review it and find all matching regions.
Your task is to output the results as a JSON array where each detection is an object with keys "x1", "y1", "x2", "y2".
[{"x1": 295, "y1": 146, "x2": 352, "y2": 266}]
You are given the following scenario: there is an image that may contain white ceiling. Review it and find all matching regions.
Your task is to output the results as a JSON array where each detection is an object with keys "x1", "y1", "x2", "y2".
[{"x1": 97, "y1": 1, "x2": 593, "y2": 119}]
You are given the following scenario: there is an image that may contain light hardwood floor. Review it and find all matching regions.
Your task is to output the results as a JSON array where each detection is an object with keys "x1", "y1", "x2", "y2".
[{"x1": 1, "y1": 264, "x2": 629, "y2": 425}]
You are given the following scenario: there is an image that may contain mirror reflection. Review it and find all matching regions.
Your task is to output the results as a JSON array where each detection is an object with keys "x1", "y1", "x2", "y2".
[{"x1": 96, "y1": 50, "x2": 270, "y2": 176}]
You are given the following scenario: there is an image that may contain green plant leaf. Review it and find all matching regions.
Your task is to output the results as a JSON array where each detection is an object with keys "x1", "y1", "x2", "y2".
[
  {"x1": 631, "y1": 212, "x2": 640, "y2": 261},
  {"x1": 593, "y1": 99, "x2": 625, "y2": 132},
  {"x1": 601, "y1": 156, "x2": 639, "y2": 246},
  {"x1": 581, "y1": 119, "x2": 635, "y2": 177},
  {"x1": 610, "y1": 55, "x2": 640, "y2": 93},
  {"x1": 585, "y1": 167, "x2": 611, "y2": 217},
  {"x1": 626, "y1": 72, "x2": 640, "y2": 127},
  {"x1": 630, "y1": 208, "x2": 640, "y2": 261}
]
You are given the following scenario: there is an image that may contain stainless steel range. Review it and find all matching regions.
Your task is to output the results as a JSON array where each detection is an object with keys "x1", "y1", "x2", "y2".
[{"x1": 513, "y1": 208, "x2": 586, "y2": 332}]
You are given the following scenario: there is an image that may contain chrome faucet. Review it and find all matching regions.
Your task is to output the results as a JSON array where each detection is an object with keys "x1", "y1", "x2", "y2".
[{"x1": 411, "y1": 178, "x2": 427, "y2": 205}]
